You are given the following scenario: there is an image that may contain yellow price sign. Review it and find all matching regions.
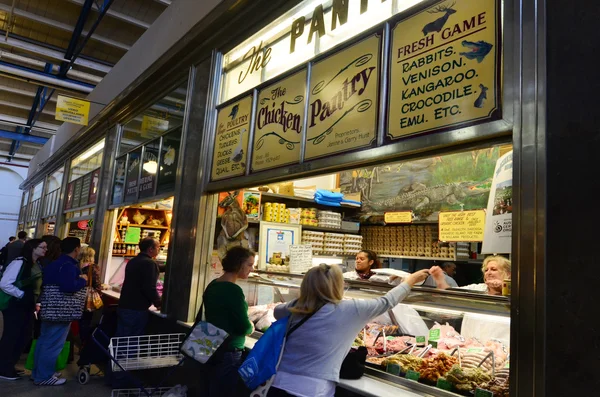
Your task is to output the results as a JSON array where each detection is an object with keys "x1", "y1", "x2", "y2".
[
  {"x1": 439, "y1": 210, "x2": 486, "y2": 242},
  {"x1": 141, "y1": 115, "x2": 169, "y2": 138},
  {"x1": 55, "y1": 95, "x2": 91, "y2": 126},
  {"x1": 384, "y1": 211, "x2": 413, "y2": 223}
]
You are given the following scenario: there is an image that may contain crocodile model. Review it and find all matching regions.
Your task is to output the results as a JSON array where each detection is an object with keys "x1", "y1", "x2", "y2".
[{"x1": 365, "y1": 181, "x2": 487, "y2": 211}]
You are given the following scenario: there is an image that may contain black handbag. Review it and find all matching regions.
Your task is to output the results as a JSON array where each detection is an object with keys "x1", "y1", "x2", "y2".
[{"x1": 339, "y1": 346, "x2": 368, "y2": 379}]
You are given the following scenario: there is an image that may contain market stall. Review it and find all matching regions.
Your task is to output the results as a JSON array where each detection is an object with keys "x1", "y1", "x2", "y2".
[{"x1": 190, "y1": 0, "x2": 513, "y2": 395}]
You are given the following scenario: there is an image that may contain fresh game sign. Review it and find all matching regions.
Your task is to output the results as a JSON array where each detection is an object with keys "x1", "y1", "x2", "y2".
[{"x1": 388, "y1": 0, "x2": 500, "y2": 138}]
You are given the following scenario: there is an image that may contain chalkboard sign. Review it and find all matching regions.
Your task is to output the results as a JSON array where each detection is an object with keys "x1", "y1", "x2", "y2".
[
  {"x1": 139, "y1": 140, "x2": 159, "y2": 199},
  {"x1": 89, "y1": 169, "x2": 100, "y2": 205},
  {"x1": 124, "y1": 149, "x2": 141, "y2": 202},
  {"x1": 65, "y1": 182, "x2": 75, "y2": 210},
  {"x1": 112, "y1": 157, "x2": 126, "y2": 205},
  {"x1": 80, "y1": 173, "x2": 92, "y2": 206},
  {"x1": 72, "y1": 178, "x2": 83, "y2": 208},
  {"x1": 157, "y1": 128, "x2": 181, "y2": 195}
]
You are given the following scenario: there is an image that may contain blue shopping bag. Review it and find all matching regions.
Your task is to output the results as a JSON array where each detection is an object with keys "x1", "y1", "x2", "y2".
[{"x1": 238, "y1": 316, "x2": 289, "y2": 391}]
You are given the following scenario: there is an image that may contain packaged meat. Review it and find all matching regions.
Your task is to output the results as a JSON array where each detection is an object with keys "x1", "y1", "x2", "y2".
[
  {"x1": 255, "y1": 309, "x2": 276, "y2": 331},
  {"x1": 248, "y1": 305, "x2": 268, "y2": 323},
  {"x1": 430, "y1": 322, "x2": 465, "y2": 349}
]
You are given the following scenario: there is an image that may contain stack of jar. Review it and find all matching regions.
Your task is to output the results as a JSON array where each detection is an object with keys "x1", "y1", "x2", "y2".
[
  {"x1": 302, "y1": 231, "x2": 324, "y2": 254},
  {"x1": 343, "y1": 235, "x2": 363, "y2": 255},
  {"x1": 318, "y1": 211, "x2": 342, "y2": 229},
  {"x1": 263, "y1": 202, "x2": 290, "y2": 223},
  {"x1": 300, "y1": 208, "x2": 318, "y2": 226},
  {"x1": 266, "y1": 251, "x2": 290, "y2": 272},
  {"x1": 323, "y1": 232, "x2": 345, "y2": 255}
]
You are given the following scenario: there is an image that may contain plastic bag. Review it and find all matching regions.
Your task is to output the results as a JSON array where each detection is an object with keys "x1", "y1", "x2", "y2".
[
  {"x1": 390, "y1": 303, "x2": 429, "y2": 336},
  {"x1": 163, "y1": 384, "x2": 188, "y2": 397}
]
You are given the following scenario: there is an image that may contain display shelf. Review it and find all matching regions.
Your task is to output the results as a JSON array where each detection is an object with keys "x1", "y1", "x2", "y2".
[
  {"x1": 302, "y1": 224, "x2": 360, "y2": 234},
  {"x1": 259, "y1": 192, "x2": 360, "y2": 210},
  {"x1": 313, "y1": 254, "x2": 354, "y2": 259},
  {"x1": 118, "y1": 224, "x2": 169, "y2": 229},
  {"x1": 111, "y1": 254, "x2": 135, "y2": 258},
  {"x1": 379, "y1": 254, "x2": 456, "y2": 261}
]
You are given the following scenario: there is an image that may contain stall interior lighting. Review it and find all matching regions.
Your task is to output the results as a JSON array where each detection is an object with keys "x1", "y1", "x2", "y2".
[{"x1": 143, "y1": 161, "x2": 158, "y2": 174}]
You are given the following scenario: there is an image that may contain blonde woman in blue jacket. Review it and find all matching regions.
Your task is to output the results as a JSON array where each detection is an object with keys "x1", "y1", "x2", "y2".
[{"x1": 268, "y1": 264, "x2": 429, "y2": 397}]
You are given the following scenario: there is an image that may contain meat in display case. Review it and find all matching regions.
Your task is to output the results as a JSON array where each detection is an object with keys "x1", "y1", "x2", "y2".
[{"x1": 240, "y1": 274, "x2": 510, "y2": 397}]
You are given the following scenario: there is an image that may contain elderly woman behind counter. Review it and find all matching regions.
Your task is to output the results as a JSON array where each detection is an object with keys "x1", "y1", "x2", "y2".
[{"x1": 431, "y1": 255, "x2": 511, "y2": 295}]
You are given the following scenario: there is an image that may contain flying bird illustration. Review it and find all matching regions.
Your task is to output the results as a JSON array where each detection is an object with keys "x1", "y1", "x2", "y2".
[
  {"x1": 228, "y1": 104, "x2": 239, "y2": 120},
  {"x1": 460, "y1": 40, "x2": 493, "y2": 63}
]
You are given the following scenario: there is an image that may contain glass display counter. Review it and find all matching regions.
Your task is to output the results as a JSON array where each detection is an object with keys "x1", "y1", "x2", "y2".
[{"x1": 241, "y1": 272, "x2": 510, "y2": 397}]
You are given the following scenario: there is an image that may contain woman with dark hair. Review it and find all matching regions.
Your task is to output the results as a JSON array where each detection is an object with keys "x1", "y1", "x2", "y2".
[
  {"x1": 342, "y1": 250, "x2": 392, "y2": 283},
  {"x1": 40, "y1": 235, "x2": 61, "y2": 267},
  {"x1": 0, "y1": 239, "x2": 46, "y2": 380},
  {"x1": 202, "y1": 246, "x2": 255, "y2": 396}
]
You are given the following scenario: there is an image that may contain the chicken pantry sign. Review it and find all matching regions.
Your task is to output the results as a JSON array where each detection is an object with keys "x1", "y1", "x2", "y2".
[
  {"x1": 211, "y1": 95, "x2": 252, "y2": 181},
  {"x1": 251, "y1": 69, "x2": 306, "y2": 172}
]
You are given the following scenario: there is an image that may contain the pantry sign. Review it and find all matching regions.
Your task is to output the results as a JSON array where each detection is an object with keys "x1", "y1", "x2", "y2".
[
  {"x1": 388, "y1": 0, "x2": 500, "y2": 138},
  {"x1": 305, "y1": 35, "x2": 380, "y2": 160},
  {"x1": 211, "y1": 96, "x2": 252, "y2": 181},
  {"x1": 252, "y1": 70, "x2": 306, "y2": 172}
]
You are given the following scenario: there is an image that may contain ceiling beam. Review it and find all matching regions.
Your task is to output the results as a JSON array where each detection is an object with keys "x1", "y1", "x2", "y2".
[
  {"x1": 0, "y1": 149, "x2": 35, "y2": 159},
  {"x1": 0, "y1": 99, "x2": 54, "y2": 115},
  {"x1": 0, "y1": 50, "x2": 102, "y2": 84},
  {"x1": 0, "y1": 34, "x2": 111, "y2": 74},
  {"x1": 0, "y1": 83, "x2": 57, "y2": 102},
  {"x1": 67, "y1": 0, "x2": 151, "y2": 29},
  {"x1": 0, "y1": 115, "x2": 59, "y2": 132},
  {"x1": 60, "y1": 0, "x2": 96, "y2": 77},
  {"x1": 0, "y1": 3, "x2": 130, "y2": 51},
  {"x1": 0, "y1": 61, "x2": 94, "y2": 93},
  {"x1": 0, "y1": 129, "x2": 48, "y2": 144}
]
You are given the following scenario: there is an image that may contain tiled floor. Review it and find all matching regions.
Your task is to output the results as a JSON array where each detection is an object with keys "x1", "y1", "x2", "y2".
[{"x1": 1, "y1": 359, "x2": 111, "y2": 396}]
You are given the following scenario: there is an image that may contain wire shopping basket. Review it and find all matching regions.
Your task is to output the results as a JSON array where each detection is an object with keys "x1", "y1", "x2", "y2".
[{"x1": 108, "y1": 333, "x2": 185, "y2": 372}]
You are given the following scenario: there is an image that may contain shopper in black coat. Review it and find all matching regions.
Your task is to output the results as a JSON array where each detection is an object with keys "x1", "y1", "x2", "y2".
[{"x1": 117, "y1": 238, "x2": 162, "y2": 337}]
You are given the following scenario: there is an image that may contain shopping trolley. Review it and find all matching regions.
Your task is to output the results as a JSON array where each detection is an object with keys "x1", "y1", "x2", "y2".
[{"x1": 91, "y1": 327, "x2": 186, "y2": 397}]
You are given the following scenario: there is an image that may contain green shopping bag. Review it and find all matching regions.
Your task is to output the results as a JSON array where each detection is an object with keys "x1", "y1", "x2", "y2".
[{"x1": 25, "y1": 340, "x2": 71, "y2": 371}]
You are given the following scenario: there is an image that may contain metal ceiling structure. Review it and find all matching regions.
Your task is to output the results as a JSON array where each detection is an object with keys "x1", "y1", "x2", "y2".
[{"x1": 0, "y1": 0, "x2": 170, "y2": 162}]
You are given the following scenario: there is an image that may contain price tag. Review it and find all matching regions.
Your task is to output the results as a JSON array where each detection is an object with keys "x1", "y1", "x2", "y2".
[
  {"x1": 405, "y1": 370, "x2": 420, "y2": 381},
  {"x1": 429, "y1": 328, "x2": 441, "y2": 341},
  {"x1": 384, "y1": 211, "x2": 412, "y2": 223},
  {"x1": 386, "y1": 363, "x2": 401, "y2": 375},
  {"x1": 436, "y1": 378, "x2": 453, "y2": 391},
  {"x1": 416, "y1": 336, "x2": 426, "y2": 346},
  {"x1": 430, "y1": 340, "x2": 438, "y2": 348},
  {"x1": 475, "y1": 388, "x2": 494, "y2": 397}
]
